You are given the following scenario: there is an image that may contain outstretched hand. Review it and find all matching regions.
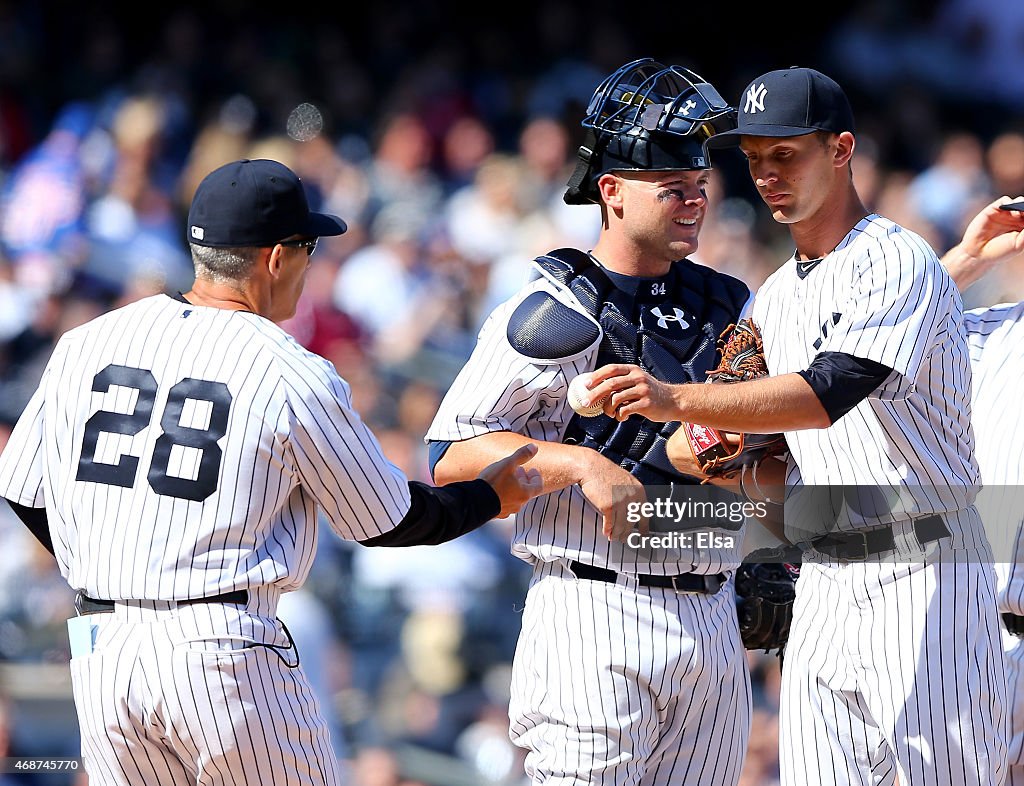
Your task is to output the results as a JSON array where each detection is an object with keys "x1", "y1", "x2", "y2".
[
  {"x1": 477, "y1": 442, "x2": 544, "y2": 518},
  {"x1": 962, "y1": 196, "x2": 1024, "y2": 259}
]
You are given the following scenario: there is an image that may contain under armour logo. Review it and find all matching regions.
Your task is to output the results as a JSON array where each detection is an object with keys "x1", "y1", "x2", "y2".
[
  {"x1": 651, "y1": 306, "x2": 689, "y2": 330},
  {"x1": 744, "y1": 82, "x2": 767, "y2": 114},
  {"x1": 679, "y1": 99, "x2": 697, "y2": 116}
]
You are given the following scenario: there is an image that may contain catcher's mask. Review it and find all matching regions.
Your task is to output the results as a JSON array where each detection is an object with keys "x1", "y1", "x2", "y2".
[{"x1": 564, "y1": 58, "x2": 736, "y2": 205}]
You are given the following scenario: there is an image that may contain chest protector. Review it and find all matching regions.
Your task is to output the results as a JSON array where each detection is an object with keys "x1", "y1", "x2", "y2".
[{"x1": 537, "y1": 248, "x2": 749, "y2": 485}]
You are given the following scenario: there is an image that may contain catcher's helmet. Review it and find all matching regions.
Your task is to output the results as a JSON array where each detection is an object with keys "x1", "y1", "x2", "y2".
[{"x1": 564, "y1": 58, "x2": 736, "y2": 205}]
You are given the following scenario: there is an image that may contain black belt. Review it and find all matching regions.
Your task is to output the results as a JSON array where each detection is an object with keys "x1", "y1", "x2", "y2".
[
  {"x1": 809, "y1": 515, "x2": 949, "y2": 561},
  {"x1": 1004, "y1": 612, "x2": 1024, "y2": 638},
  {"x1": 568, "y1": 561, "x2": 726, "y2": 594},
  {"x1": 75, "y1": 589, "x2": 249, "y2": 616}
]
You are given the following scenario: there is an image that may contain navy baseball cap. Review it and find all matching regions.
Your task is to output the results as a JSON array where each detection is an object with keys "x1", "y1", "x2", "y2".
[
  {"x1": 705, "y1": 67, "x2": 854, "y2": 149},
  {"x1": 187, "y1": 158, "x2": 347, "y2": 247}
]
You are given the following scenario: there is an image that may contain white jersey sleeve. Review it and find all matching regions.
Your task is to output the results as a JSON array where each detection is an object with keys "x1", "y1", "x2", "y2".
[
  {"x1": 963, "y1": 301, "x2": 1024, "y2": 368},
  {"x1": 427, "y1": 275, "x2": 589, "y2": 449},
  {"x1": 963, "y1": 301, "x2": 1024, "y2": 614},
  {"x1": 820, "y1": 222, "x2": 950, "y2": 378},
  {"x1": 0, "y1": 365, "x2": 49, "y2": 507},
  {"x1": 281, "y1": 352, "x2": 412, "y2": 541}
]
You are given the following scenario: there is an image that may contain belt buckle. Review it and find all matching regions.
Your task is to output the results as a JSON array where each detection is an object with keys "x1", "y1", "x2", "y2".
[
  {"x1": 835, "y1": 532, "x2": 869, "y2": 561},
  {"x1": 671, "y1": 573, "x2": 722, "y2": 594},
  {"x1": 816, "y1": 532, "x2": 870, "y2": 561}
]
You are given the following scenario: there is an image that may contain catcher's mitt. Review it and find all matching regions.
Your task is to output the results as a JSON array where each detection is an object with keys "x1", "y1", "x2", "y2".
[
  {"x1": 682, "y1": 319, "x2": 788, "y2": 478},
  {"x1": 735, "y1": 546, "x2": 802, "y2": 652}
]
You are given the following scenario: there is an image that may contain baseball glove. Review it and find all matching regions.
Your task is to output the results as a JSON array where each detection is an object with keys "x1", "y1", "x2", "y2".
[
  {"x1": 735, "y1": 545, "x2": 802, "y2": 652},
  {"x1": 681, "y1": 319, "x2": 788, "y2": 478}
]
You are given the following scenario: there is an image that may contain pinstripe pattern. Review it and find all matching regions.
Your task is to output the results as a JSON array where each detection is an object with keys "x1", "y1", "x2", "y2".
[
  {"x1": 0, "y1": 293, "x2": 416, "y2": 784},
  {"x1": 964, "y1": 302, "x2": 1024, "y2": 612},
  {"x1": 70, "y1": 603, "x2": 339, "y2": 786},
  {"x1": 780, "y1": 531, "x2": 1007, "y2": 786},
  {"x1": 754, "y1": 215, "x2": 979, "y2": 524},
  {"x1": 509, "y1": 561, "x2": 750, "y2": 786},
  {"x1": 427, "y1": 265, "x2": 750, "y2": 784},
  {"x1": 964, "y1": 302, "x2": 1024, "y2": 781},
  {"x1": 752, "y1": 215, "x2": 1007, "y2": 785},
  {"x1": 0, "y1": 294, "x2": 410, "y2": 599},
  {"x1": 1005, "y1": 627, "x2": 1024, "y2": 784}
]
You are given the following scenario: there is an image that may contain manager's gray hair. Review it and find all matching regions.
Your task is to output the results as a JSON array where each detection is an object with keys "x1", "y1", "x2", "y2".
[{"x1": 189, "y1": 243, "x2": 262, "y2": 282}]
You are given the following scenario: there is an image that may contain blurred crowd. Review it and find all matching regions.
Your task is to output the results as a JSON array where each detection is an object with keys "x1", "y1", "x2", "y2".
[{"x1": 0, "y1": 1, "x2": 1022, "y2": 785}]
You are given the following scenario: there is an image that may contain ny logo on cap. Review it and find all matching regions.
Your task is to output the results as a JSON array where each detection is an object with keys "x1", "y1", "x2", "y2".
[
  {"x1": 651, "y1": 306, "x2": 689, "y2": 330},
  {"x1": 744, "y1": 82, "x2": 767, "y2": 114}
]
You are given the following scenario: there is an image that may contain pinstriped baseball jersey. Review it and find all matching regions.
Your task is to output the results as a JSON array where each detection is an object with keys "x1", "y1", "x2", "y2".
[
  {"x1": 429, "y1": 258, "x2": 752, "y2": 786},
  {"x1": 965, "y1": 300, "x2": 1024, "y2": 780},
  {"x1": 0, "y1": 293, "x2": 410, "y2": 601},
  {"x1": 426, "y1": 266, "x2": 741, "y2": 576},
  {"x1": 753, "y1": 214, "x2": 979, "y2": 528},
  {"x1": 760, "y1": 214, "x2": 1008, "y2": 786},
  {"x1": 964, "y1": 301, "x2": 1024, "y2": 616}
]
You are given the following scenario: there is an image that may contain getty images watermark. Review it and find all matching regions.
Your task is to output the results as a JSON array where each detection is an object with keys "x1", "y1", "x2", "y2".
[{"x1": 623, "y1": 497, "x2": 769, "y2": 549}]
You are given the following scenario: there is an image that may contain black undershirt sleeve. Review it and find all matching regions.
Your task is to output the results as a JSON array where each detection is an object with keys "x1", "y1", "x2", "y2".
[
  {"x1": 358, "y1": 479, "x2": 501, "y2": 547},
  {"x1": 5, "y1": 475, "x2": 500, "y2": 552},
  {"x1": 4, "y1": 499, "x2": 54, "y2": 556},
  {"x1": 796, "y1": 351, "x2": 893, "y2": 425},
  {"x1": 4, "y1": 480, "x2": 500, "y2": 553}
]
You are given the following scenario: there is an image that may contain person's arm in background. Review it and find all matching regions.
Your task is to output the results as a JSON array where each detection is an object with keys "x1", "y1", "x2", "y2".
[{"x1": 942, "y1": 196, "x2": 1024, "y2": 291}]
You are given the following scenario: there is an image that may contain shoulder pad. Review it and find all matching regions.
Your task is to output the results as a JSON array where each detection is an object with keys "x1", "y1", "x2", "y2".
[
  {"x1": 532, "y1": 248, "x2": 610, "y2": 316},
  {"x1": 507, "y1": 290, "x2": 602, "y2": 363},
  {"x1": 533, "y1": 248, "x2": 594, "y2": 285}
]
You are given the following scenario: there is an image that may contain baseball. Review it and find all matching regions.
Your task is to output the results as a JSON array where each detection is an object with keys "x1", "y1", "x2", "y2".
[{"x1": 567, "y1": 374, "x2": 607, "y2": 417}]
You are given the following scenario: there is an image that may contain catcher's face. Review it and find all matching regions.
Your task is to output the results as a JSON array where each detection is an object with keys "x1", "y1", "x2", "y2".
[{"x1": 606, "y1": 169, "x2": 710, "y2": 261}]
